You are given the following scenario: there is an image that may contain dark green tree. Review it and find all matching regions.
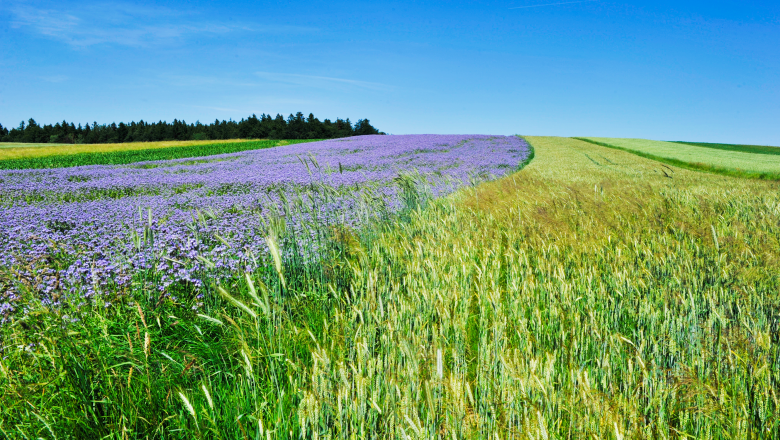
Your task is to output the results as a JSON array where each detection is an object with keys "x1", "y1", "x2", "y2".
[
  {"x1": 354, "y1": 119, "x2": 380, "y2": 136},
  {"x1": 1, "y1": 113, "x2": 383, "y2": 144}
]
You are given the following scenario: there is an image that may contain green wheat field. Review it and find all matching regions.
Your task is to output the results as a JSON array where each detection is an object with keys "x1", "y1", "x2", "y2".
[{"x1": 1, "y1": 136, "x2": 779, "y2": 439}]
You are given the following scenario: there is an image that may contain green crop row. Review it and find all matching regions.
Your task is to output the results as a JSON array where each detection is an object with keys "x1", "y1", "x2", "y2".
[
  {"x1": 0, "y1": 139, "x2": 319, "y2": 170},
  {"x1": 575, "y1": 136, "x2": 780, "y2": 180},
  {"x1": 672, "y1": 140, "x2": 780, "y2": 156}
]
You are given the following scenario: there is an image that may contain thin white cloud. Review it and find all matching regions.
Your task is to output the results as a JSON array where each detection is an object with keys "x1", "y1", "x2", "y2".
[
  {"x1": 255, "y1": 72, "x2": 390, "y2": 91},
  {"x1": 7, "y1": 2, "x2": 315, "y2": 48},
  {"x1": 11, "y1": 8, "x2": 80, "y2": 34}
]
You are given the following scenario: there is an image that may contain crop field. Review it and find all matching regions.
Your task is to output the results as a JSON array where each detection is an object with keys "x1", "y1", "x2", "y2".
[
  {"x1": 1, "y1": 135, "x2": 779, "y2": 439},
  {"x1": 0, "y1": 139, "x2": 252, "y2": 160},
  {"x1": 671, "y1": 141, "x2": 780, "y2": 156},
  {"x1": 0, "y1": 134, "x2": 528, "y2": 314},
  {"x1": 577, "y1": 137, "x2": 780, "y2": 180},
  {"x1": 0, "y1": 142, "x2": 73, "y2": 149},
  {"x1": 0, "y1": 139, "x2": 314, "y2": 170}
]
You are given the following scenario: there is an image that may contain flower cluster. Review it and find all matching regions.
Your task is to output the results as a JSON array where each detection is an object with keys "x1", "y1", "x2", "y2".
[{"x1": 0, "y1": 135, "x2": 530, "y2": 317}]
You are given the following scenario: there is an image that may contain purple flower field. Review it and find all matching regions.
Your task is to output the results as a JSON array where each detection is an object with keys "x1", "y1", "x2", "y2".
[{"x1": 0, "y1": 134, "x2": 529, "y2": 316}]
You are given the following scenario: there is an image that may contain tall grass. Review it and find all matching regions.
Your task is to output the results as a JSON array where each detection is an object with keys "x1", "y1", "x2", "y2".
[{"x1": 2, "y1": 136, "x2": 779, "y2": 438}]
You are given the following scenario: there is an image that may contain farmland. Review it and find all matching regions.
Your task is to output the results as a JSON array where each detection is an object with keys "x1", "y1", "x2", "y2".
[
  {"x1": 671, "y1": 141, "x2": 780, "y2": 156},
  {"x1": 1, "y1": 135, "x2": 779, "y2": 439},
  {"x1": 0, "y1": 139, "x2": 317, "y2": 170},
  {"x1": 0, "y1": 142, "x2": 73, "y2": 149},
  {"x1": 577, "y1": 137, "x2": 780, "y2": 180},
  {"x1": 0, "y1": 139, "x2": 250, "y2": 159}
]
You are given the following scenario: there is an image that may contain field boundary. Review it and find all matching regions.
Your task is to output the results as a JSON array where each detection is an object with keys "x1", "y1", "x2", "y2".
[
  {"x1": 671, "y1": 141, "x2": 780, "y2": 156},
  {"x1": 515, "y1": 135, "x2": 536, "y2": 170},
  {"x1": 572, "y1": 137, "x2": 780, "y2": 181},
  {"x1": 0, "y1": 139, "x2": 319, "y2": 170}
]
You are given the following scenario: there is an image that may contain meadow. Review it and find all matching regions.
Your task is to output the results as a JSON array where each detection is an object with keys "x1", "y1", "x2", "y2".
[
  {"x1": 0, "y1": 135, "x2": 778, "y2": 439},
  {"x1": 577, "y1": 137, "x2": 780, "y2": 180}
]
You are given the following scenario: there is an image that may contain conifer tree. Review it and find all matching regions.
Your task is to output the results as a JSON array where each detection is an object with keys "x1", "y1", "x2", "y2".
[{"x1": 0, "y1": 112, "x2": 382, "y2": 144}]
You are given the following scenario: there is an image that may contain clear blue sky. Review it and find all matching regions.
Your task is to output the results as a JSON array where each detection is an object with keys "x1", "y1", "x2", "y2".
[{"x1": 1, "y1": 1, "x2": 778, "y2": 144}]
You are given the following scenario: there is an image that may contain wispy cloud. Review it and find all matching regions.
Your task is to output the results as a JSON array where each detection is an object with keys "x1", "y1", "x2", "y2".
[
  {"x1": 7, "y1": 2, "x2": 315, "y2": 48},
  {"x1": 255, "y1": 72, "x2": 390, "y2": 91},
  {"x1": 509, "y1": 0, "x2": 597, "y2": 9}
]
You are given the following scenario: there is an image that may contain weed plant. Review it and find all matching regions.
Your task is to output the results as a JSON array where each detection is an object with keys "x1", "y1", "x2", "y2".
[{"x1": 1, "y1": 137, "x2": 779, "y2": 438}]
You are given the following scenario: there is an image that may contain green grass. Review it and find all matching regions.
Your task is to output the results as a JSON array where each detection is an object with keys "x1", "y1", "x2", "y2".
[
  {"x1": 576, "y1": 136, "x2": 780, "y2": 180},
  {"x1": 0, "y1": 139, "x2": 318, "y2": 169},
  {"x1": 672, "y1": 140, "x2": 780, "y2": 156},
  {"x1": 2, "y1": 137, "x2": 779, "y2": 438}
]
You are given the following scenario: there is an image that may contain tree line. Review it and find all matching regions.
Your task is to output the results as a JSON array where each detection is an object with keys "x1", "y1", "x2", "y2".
[{"x1": 0, "y1": 112, "x2": 382, "y2": 144}]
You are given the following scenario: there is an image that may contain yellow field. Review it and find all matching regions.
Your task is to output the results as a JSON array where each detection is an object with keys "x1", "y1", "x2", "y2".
[
  {"x1": 0, "y1": 143, "x2": 72, "y2": 149},
  {"x1": 0, "y1": 139, "x2": 251, "y2": 161},
  {"x1": 582, "y1": 137, "x2": 780, "y2": 177}
]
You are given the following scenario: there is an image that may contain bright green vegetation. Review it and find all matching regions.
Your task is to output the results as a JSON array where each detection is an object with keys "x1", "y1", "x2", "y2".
[
  {"x1": 672, "y1": 141, "x2": 780, "y2": 156},
  {"x1": 0, "y1": 139, "x2": 317, "y2": 169},
  {"x1": 2, "y1": 137, "x2": 779, "y2": 438},
  {"x1": 576, "y1": 137, "x2": 780, "y2": 180}
]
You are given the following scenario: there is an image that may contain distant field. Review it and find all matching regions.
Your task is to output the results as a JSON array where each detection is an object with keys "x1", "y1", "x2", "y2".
[
  {"x1": 576, "y1": 137, "x2": 780, "y2": 180},
  {"x1": 0, "y1": 139, "x2": 250, "y2": 160},
  {"x1": 672, "y1": 141, "x2": 780, "y2": 156},
  {"x1": 0, "y1": 139, "x2": 316, "y2": 169},
  {"x1": 0, "y1": 142, "x2": 72, "y2": 149}
]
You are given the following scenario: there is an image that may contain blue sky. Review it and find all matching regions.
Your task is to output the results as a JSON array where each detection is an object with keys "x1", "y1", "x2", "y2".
[{"x1": 1, "y1": 0, "x2": 778, "y2": 144}]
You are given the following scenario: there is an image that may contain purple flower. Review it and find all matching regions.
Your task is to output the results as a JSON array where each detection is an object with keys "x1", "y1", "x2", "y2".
[{"x1": 0, "y1": 135, "x2": 530, "y2": 317}]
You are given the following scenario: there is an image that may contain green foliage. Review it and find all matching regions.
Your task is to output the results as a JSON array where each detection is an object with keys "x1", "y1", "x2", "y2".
[
  {"x1": 0, "y1": 139, "x2": 317, "y2": 170},
  {"x1": 672, "y1": 141, "x2": 780, "y2": 156},
  {"x1": 0, "y1": 113, "x2": 382, "y2": 144},
  {"x1": 0, "y1": 214, "x2": 352, "y2": 438}
]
